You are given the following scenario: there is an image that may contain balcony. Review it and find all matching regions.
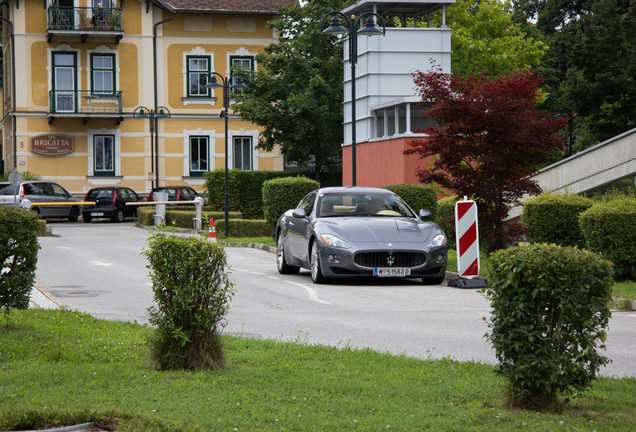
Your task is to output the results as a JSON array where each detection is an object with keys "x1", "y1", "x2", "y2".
[
  {"x1": 47, "y1": 6, "x2": 123, "y2": 43},
  {"x1": 48, "y1": 90, "x2": 123, "y2": 124}
]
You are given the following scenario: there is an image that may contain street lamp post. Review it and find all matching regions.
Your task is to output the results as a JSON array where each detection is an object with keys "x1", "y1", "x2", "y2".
[
  {"x1": 321, "y1": 11, "x2": 385, "y2": 186},
  {"x1": 133, "y1": 106, "x2": 171, "y2": 188},
  {"x1": 205, "y1": 71, "x2": 249, "y2": 237}
]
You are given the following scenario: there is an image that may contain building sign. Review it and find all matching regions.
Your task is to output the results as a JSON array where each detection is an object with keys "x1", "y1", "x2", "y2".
[{"x1": 30, "y1": 134, "x2": 74, "y2": 156}]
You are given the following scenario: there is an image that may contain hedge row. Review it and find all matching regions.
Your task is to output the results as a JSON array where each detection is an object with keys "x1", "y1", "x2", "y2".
[
  {"x1": 580, "y1": 197, "x2": 636, "y2": 280},
  {"x1": 522, "y1": 193, "x2": 636, "y2": 280},
  {"x1": 203, "y1": 170, "x2": 341, "y2": 219},
  {"x1": 136, "y1": 207, "x2": 270, "y2": 238},
  {"x1": 522, "y1": 193, "x2": 594, "y2": 248}
]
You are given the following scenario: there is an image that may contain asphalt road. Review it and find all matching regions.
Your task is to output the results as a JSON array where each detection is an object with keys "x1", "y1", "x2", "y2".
[{"x1": 34, "y1": 222, "x2": 636, "y2": 378}]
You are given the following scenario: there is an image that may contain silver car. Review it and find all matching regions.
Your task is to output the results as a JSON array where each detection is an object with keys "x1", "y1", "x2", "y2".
[
  {"x1": 0, "y1": 181, "x2": 80, "y2": 222},
  {"x1": 276, "y1": 186, "x2": 448, "y2": 284}
]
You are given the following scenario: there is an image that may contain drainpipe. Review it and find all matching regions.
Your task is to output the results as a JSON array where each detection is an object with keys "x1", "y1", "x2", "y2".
[
  {"x1": 0, "y1": 4, "x2": 17, "y2": 171},
  {"x1": 152, "y1": 8, "x2": 175, "y2": 187}
]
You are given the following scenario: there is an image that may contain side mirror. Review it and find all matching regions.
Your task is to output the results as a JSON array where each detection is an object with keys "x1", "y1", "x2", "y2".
[
  {"x1": 419, "y1": 209, "x2": 432, "y2": 220},
  {"x1": 292, "y1": 208, "x2": 306, "y2": 219}
]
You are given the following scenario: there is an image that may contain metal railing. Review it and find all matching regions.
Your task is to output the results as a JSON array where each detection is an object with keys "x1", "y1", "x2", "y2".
[
  {"x1": 49, "y1": 90, "x2": 123, "y2": 116},
  {"x1": 47, "y1": 6, "x2": 122, "y2": 32}
]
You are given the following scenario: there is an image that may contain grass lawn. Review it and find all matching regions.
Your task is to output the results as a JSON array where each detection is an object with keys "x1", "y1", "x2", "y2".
[{"x1": 1, "y1": 309, "x2": 635, "y2": 431}]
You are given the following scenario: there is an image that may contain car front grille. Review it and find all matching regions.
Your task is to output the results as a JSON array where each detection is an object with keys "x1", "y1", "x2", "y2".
[{"x1": 354, "y1": 251, "x2": 426, "y2": 268}]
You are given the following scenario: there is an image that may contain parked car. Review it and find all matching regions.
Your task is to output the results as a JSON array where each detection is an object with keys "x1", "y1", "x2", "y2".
[
  {"x1": 0, "y1": 181, "x2": 80, "y2": 222},
  {"x1": 82, "y1": 187, "x2": 141, "y2": 223},
  {"x1": 276, "y1": 186, "x2": 448, "y2": 285},
  {"x1": 146, "y1": 186, "x2": 202, "y2": 203}
]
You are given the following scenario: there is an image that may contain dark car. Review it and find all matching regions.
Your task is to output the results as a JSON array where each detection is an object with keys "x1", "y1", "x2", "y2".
[
  {"x1": 276, "y1": 186, "x2": 448, "y2": 285},
  {"x1": 82, "y1": 187, "x2": 141, "y2": 223},
  {"x1": 146, "y1": 186, "x2": 201, "y2": 203},
  {"x1": 0, "y1": 181, "x2": 80, "y2": 222}
]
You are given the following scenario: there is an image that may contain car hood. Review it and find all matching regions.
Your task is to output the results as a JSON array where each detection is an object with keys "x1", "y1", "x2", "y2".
[{"x1": 318, "y1": 217, "x2": 439, "y2": 243}]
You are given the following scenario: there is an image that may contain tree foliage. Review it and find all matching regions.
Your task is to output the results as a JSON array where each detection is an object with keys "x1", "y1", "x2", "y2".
[
  {"x1": 512, "y1": 0, "x2": 636, "y2": 149},
  {"x1": 233, "y1": 0, "x2": 348, "y2": 181},
  {"x1": 406, "y1": 66, "x2": 566, "y2": 250},
  {"x1": 448, "y1": 0, "x2": 548, "y2": 78}
]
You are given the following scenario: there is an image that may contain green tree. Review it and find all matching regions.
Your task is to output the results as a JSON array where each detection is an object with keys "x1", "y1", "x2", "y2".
[
  {"x1": 448, "y1": 0, "x2": 548, "y2": 78},
  {"x1": 512, "y1": 0, "x2": 636, "y2": 149},
  {"x1": 234, "y1": 0, "x2": 347, "y2": 182}
]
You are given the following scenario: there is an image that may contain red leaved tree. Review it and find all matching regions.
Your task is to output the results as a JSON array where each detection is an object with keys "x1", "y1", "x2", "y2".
[{"x1": 407, "y1": 67, "x2": 566, "y2": 250}]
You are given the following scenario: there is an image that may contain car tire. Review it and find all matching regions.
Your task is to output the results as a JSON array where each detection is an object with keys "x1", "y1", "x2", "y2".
[
  {"x1": 68, "y1": 206, "x2": 79, "y2": 222},
  {"x1": 277, "y1": 232, "x2": 300, "y2": 274},
  {"x1": 310, "y1": 240, "x2": 328, "y2": 284},
  {"x1": 31, "y1": 207, "x2": 41, "y2": 218},
  {"x1": 111, "y1": 209, "x2": 124, "y2": 223},
  {"x1": 83, "y1": 214, "x2": 92, "y2": 223},
  {"x1": 422, "y1": 275, "x2": 446, "y2": 285}
]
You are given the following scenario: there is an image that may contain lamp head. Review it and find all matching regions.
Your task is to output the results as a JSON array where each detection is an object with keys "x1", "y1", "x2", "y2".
[
  {"x1": 358, "y1": 16, "x2": 384, "y2": 36},
  {"x1": 321, "y1": 15, "x2": 348, "y2": 35},
  {"x1": 205, "y1": 75, "x2": 223, "y2": 89}
]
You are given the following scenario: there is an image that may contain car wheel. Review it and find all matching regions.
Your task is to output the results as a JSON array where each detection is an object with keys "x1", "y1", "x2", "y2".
[
  {"x1": 68, "y1": 206, "x2": 79, "y2": 222},
  {"x1": 422, "y1": 275, "x2": 446, "y2": 285},
  {"x1": 277, "y1": 232, "x2": 300, "y2": 274},
  {"x1": 31, "y1": 207, "x2": 41, "y2": 218},
  {"x1": 310, "y1": 240, "x2": 327, "y2": 284},
  {"x1": 111, "y1": 209, "x2": 124, "y2": 223},
  {"x1": 83, "y1": 214, "x2": 92, "y2": 223}
]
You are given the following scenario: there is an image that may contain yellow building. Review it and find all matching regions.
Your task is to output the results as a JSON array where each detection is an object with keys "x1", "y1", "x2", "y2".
[{"x1": 0, "y1": 0, "x2": 293, "y2": 195}]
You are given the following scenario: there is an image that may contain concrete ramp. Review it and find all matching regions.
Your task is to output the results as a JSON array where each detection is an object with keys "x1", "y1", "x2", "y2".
[{"x1": 510, "y1": 127, "x2": 636, "y2": 218}]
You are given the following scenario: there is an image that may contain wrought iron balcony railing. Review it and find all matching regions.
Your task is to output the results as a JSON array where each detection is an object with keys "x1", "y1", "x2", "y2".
[
  {"x1": 49, "y1": 90, "x2": 123, "y2": 119},
  {"x1": 47, "y1": 6, "x2": 123, "y2": 42}
]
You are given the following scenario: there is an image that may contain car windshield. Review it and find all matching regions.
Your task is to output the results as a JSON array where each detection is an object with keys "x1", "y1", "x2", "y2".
[{"x1": 317, "y1": 192, "x2": 415, "y2": 218}]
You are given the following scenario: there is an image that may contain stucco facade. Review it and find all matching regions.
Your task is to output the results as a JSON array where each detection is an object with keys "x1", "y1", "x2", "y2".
[{"x1": 1, "y1": 0, "x2": 292, "y2": 196}]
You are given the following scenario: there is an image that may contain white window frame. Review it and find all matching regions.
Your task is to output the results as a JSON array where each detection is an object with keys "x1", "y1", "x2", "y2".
[
  {"x1": 183, "y1": 129, "x2": 216, "y2": 181},
  {"x1": 182, "y1": 47, "x2": 215, "y2": 106},
  {"x1": 227, "y1": 129, "x2": 259, "y2": 171},
  {"x1": 87, "y1": 128, "x2": 122, "y2": 181}
]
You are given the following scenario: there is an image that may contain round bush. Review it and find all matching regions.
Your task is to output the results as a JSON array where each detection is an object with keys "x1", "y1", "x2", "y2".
[
  {"x1": 522, "y1": 193, "x2": 594, "y2": 247},
  {"x1": 0, "y1": 207, "x2": 40, "y2": 318},
  {"x1": 579, "y1": 197, "x2": 636, "y2": 281},
  {"x1": 486, "y1": 244, "x2": 613, "y2": 409},
  {"x1": 262, "y1": 176, "x2": 320, "y2": 235}
]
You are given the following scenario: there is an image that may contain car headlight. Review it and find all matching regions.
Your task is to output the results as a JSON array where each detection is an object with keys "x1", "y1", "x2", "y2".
[
  {"x1": 426, "y1": 234, "x2": 447, "y2": 248},
  {"x1": 320, "y1": 234, "x2": 352, "y2": 249}
]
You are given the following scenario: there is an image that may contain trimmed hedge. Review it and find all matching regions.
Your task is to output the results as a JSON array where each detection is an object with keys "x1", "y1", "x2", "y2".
[
  {"x1": 436, "y1": 196, "x2": 457, "y2": 248},
  {"x1": 522, "y1": 193, "x2": 594, "y2": 248},
  {"x1": 486, "y1": 244, "x2": 613, "y2": 409},
  {"x1": 136, "y1": 207, "x2": 269, "y2": 238},
  {"x1": 0, "y1": 207, "x2": 40, "y2": 317},
  {"x1": 579, "y1": 197, "x2": 636, "y2": 281},
  {"x1": 203, "y1": 170, "x2": 341, "y2": 219},
  {"x1": 263, "y1": 176, "x2": 320, "y2": 236},
  {"x1": 383, "y1": 184, "x2": 438, "y2": 221}
]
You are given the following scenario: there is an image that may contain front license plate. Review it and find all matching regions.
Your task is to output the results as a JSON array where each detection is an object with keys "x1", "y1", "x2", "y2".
[
  {"x1": 91, "y1": 212, "x2": 104, "y2": 216},
  {"x1": 373, "y1": 267, "x2": 411, "y2": 277}
]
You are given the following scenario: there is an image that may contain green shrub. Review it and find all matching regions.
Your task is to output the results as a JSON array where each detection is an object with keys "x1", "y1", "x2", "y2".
[
  {"x1": 143, "y1": 231, "x2": 234, "y2": 370},
  {"x1": 262, "y1": 177, "x2": 320, "y2": 236},
  {"x1": 579, "y1": 197, "x2": 636, "y2": 280},
  {"x1": 203, "y1": 217, "x2": 271, "y2": 239},
  {"x1": 486, "y1": 244, "x2": 613, "y2": 409},
  {"x1": 436, "y1": 196, "x2": 457, "y2": 248},
  {"x1": 136, "y1": 207, "x2": 240, "y2": 228},
  {"x1": 0, "y1": 207, "x2": 40, "y2": 320},
  {"x1": 383, "y1": 184, "x2": 438, "y2": 221},
  {"x1": 203, "y1": 170, "x2": 341, "y2": 219},
  {"x1": 522, "y1": 193, "x2": 594, "y2": 248}
]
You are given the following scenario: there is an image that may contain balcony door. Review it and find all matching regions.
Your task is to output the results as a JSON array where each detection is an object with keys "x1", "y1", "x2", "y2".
[{"x1": 53, "y1": 52, "x2": 77, "y2": 112}]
